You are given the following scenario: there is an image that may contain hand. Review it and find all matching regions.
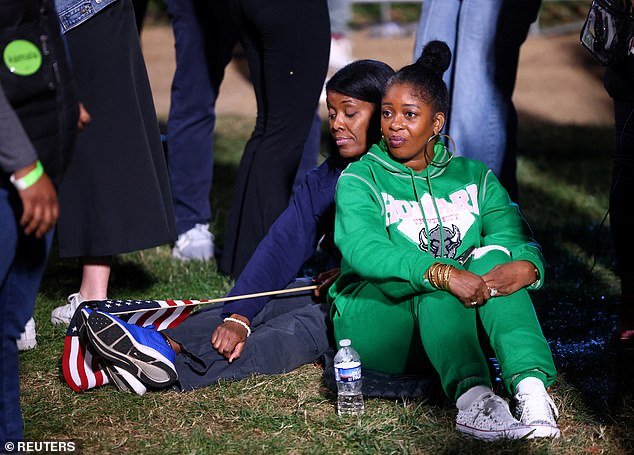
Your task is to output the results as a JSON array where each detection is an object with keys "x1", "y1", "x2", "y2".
[
  {"x1": 482, "y1": 260, "x2": 537, "y2": 297},
  {"x1": 448, "y1": 268, "x2": 491, "y2": 308},
  {"x1": 77, "y1": 102, "x2": 91, "y2": 131},
  {"x1": 13, "y1": 163, "x2": 58, "y2": 238},
  {"x1": 211, "y1": 313, "x2": 250, "y2": 362},
  {"x1": 313, "y1": 267, "x2": 340, "y2": 301}
]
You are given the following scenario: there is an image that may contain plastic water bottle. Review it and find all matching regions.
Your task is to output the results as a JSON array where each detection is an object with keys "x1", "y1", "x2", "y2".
[{"x1": 334, "y1": 339, "x2": 364, "y2": 415}]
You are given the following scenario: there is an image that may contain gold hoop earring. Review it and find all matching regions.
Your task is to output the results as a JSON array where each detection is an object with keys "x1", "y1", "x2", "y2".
[{"x1": 424, "y1": 133, "x2": 456, "y2": 168}]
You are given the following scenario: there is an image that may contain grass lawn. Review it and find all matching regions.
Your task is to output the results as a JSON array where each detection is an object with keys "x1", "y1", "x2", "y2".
[{"x1": 21, "y1": 115, "x2": 633, "y2": 454}]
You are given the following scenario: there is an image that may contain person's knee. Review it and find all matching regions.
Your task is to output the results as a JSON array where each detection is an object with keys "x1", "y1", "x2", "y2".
[{"x1": 466, "y1": 245, "x2": 511, "y2": 275}]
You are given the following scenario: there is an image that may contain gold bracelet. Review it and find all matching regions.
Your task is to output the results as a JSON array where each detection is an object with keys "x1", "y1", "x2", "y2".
[
  {"x1": 425, "y1": 263, "x2": 440, "y2": 289},
  {"x1": 441, "y1": 264, "x2": 450, "y2": 290}
]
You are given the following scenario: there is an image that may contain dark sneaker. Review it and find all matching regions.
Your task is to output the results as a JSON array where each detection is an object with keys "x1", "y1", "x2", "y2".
[
  {"x1": 103, "y1": 364, "x2": 148, "y2": 396},
  {"x1": 84, "y1": 311, "x2": 177, "y2": 388}
]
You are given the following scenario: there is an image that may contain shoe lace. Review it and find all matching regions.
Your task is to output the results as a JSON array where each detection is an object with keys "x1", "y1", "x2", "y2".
[
  {"x1": 517, "y1": 392, "x2": 558, "y2": 423},
  {"x1": 482, "y1": 394, "x2": 509, "y2": 416}
]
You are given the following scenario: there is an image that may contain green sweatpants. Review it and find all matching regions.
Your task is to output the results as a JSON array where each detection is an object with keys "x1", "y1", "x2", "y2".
[{"x1": 331, "y1": 249, "x2": 557, "y2": 401}]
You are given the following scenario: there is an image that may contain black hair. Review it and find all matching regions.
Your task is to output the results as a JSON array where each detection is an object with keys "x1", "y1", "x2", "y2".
[
  {"x1": 326, "y1": 59, "x2": 395, "y2": 106},
  {"x1": 386, "y1": 40, "x2": 451, "y2": 115},
  {"x1": 326, "y1": 59, "x2": 395, "y2": 147}
]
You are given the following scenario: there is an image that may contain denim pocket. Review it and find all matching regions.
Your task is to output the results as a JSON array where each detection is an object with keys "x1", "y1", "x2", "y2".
[{"x1": 58, "y1": 1, "x2": 94, "y2": 32}]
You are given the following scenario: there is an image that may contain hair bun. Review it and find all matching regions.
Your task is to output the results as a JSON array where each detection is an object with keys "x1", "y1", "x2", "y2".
[{"x1": 416, "y1": 40, "x2": 451, "y2": 76}]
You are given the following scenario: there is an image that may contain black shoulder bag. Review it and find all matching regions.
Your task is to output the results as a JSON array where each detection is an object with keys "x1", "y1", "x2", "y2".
[{"x1": 580, "y1": 0, "x2": 634, "y2": 66}]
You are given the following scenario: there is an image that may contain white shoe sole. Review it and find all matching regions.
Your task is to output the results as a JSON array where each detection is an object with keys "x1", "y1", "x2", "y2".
[
  {"x1": 16, "y1": 338, "x2": 37, "y2": 351},
  {"x1": 456, "y1": 423, "x2": 535, "y2": 441},
  {"x1": 525, "y1": 424, "x2": 560, "y2": 438},
  {"x1": 104, "y1": 364, "x2": 147, "y2": 396}
]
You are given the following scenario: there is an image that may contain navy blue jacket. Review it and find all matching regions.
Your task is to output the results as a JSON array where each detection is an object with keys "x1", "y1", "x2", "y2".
[{"x1": 222, "y1": 158, "x2": 342, "y2": 322}]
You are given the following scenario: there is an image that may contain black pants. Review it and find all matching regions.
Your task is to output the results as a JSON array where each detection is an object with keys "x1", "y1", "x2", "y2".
[
  {"x1": 606, "y1": 66, "x2": 634, "y2": 297},
  {"x1": 163, "y1": 283, "x2": 331, "y2": 391},
  {"x1": 609, "y1": 99, "x2": 634, "y2": 295},
  {"x1": 219, "y1": 0, "x2": 330, "y2": 278}
]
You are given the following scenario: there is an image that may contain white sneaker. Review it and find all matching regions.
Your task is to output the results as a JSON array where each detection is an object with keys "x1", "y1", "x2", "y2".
[
  {"x1": 17, "y1": 318, "x2": 37, "y2": 351},
  {"x1": 456, "y1": 386, "x2": 534, "y2": 441},
  {"x1": 514, "y1": 377, "x2": 560, "y2": 438},
  {"x1": 51, "y1": 292, "x2": 85, "y2": 325},
  {"x1": 172, "y1": 223, "x2": 214, "y2": 261},
  {"x1": 329, "y1": 37, "x2": 353, "y2": 72}
]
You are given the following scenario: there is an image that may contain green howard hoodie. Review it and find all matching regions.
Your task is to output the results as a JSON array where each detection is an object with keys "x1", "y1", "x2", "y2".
[{"x1": 329, "y1": 140, "x2": 545, "y2": 304}]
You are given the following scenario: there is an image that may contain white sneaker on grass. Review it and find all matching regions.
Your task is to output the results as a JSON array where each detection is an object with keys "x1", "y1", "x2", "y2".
[
  {"x1": 514, "y1": 377, "x2": 560, "y2": 438},
  {"x1": 172, "y1": 223, "x2": 214, "y2": 261},
  {"x1": 456, "y1": 385, "x2": 534, "y2": 441},
  {"x1": 51, "y1": 292, "x2": 86, "y2": 325},
  {"x1": 17, "y1": 318, "x2": 37, "y2": 351}
]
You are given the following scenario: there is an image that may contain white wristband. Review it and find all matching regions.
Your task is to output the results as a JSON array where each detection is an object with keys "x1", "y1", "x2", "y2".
[{"x1": 223, "y1": 317, "x2": 251, "y2": 338}]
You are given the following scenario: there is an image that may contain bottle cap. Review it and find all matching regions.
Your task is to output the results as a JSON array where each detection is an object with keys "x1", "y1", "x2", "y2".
[{"x1": 339, "y1": 339, "x2": 351, "y2": 347}]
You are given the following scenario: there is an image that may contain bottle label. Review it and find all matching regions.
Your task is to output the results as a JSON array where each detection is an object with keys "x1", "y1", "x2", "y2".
[{"x1": 335, "y1": 361, "x2": 361, "y2": 382}]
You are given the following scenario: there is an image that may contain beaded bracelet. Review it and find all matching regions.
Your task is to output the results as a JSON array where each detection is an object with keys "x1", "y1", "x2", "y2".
[{"x1": 223, "y1": 317, "x2": 251, "y2": 338}]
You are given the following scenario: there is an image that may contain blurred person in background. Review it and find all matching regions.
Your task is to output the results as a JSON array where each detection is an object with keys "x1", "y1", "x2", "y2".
[
  {"x1": 413, "y1": 0, "x2": 542, "y2": 201},
  {"x1": 603, "y1": 1, "x2": 634, "y2": 348},
  {"x1": 219, "y1": 0, "x2": 330, "y2": 279},
  {"x1": 50, "y1": 0, "x2": 176, "y2": 325},
  {"x1": 0, "y1": 0, "x2": 83, "y2": 441},
  {"x1": 164, "y1": 0, "x2": 239, "y2": 262}
]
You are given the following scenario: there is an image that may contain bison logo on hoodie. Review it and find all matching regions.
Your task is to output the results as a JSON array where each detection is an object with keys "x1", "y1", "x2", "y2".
[{"x1": 419, "y1": 224, "x2": 462, "y2": 259}]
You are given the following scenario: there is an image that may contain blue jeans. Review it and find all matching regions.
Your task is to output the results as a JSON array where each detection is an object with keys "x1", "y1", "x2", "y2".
[
  {"x1": 414, "y1": 0, "x2": 541, "y2": 201},
  {"x1": 0, "y1": 186, "x2": 53, "y2": 445},
  {"x1": 165, "y1": 0, "x2": 239, "y2": 235}
]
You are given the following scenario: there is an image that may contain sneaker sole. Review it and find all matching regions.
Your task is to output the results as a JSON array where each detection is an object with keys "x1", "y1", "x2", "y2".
[
  {"x1": 104, "y1": 364, "x2": 147, "y2": 396},
  {"x1": 172, "y1": 247, "x2": 213, "y2": 261},
  {"x1": 51, "y1": 311, "x2": 72, "y2": 325},
  {"x1": 85, "y1": 312, "x2": 177, "y2": 388},
  {"x1": 456, "y1": 423, "x2": 535, "y2": 441},
  {"x1": 525, "y1": 425, "x2": 560, "y2": 438},
  {"x1": 16, "y1": 339, "x2": 37, "y2": 351}
]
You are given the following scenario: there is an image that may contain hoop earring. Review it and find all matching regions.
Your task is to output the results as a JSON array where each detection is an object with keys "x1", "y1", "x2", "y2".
[{"x1": 424, "y1": 133, "x2": 456, "y2": 168}]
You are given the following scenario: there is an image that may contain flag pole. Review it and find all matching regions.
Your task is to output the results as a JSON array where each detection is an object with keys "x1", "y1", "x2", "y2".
[{"x1": 100, "y1": 284, "x2": 319, "y2": 316}]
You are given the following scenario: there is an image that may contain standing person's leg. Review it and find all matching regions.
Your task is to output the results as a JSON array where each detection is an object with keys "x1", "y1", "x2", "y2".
[
  {"x1": 218, "y1": 7, "x2": 267, "y2": 277},
  {"x1": 413, "y1": 0, "x2": 460, "y2": 66},
  {"x1": 131, "y1": 0, "x2": 148, "y2": 33},
  {"x1": 0, "y1": 187, "x2": 50, "y2": 444},
  {"x1": 609, "y1": 97, "x2": 634, "y2": 340},
  {"x1": 79, "y1": 257, "x2": 111, "y2": 300},
  {"x1": 447, "y1": 0, "x2": 540, "y2": 200},
  {"x1": 166, "y1": 0, "x2": 238, "y2": 261},
  {"x1": 327, "y1": 0, "x2": 352, "y2": 71},
  {"x1": 293, "y1": 112, "x2": 322, "y2": 189},
  {"x1": 0, "y1": 186, "x2": 19, "y2": 446},
  {"x1": 220, "y1": 0, "x2": 330, "y2": 278}
]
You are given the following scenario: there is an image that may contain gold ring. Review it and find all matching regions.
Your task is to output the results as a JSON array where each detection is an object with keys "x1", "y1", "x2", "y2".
[{"x1": 470, "y1": 300, "x2": 478, "y2": 307}]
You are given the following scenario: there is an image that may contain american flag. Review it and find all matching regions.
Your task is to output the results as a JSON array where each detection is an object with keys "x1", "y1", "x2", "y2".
[{"x1": 62, "y1": 299, "x2": 202, "y2": 392}]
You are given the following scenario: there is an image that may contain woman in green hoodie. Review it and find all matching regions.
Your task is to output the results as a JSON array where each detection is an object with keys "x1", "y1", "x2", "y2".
[{"x1": 329, "y1": 41, "x2": 559, "y2": 441}]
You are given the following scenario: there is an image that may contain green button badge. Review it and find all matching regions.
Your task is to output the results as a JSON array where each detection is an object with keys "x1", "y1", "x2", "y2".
[{"x1": 3, "y1": 39, "x2": 42, "y2": 76}]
